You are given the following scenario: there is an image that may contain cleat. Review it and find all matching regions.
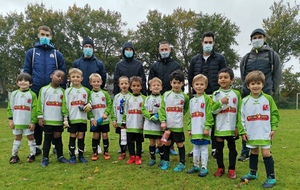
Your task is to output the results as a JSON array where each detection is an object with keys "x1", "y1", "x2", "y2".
[
  {"x1": 262, "y1": 177, "x2": 276, "y2": 188},
  {"x1": 158, "y1": 160, "x2": 165, "y2": 167},
  {"x1": 58, "y1": 156, "x2": 69, "y2": 163},
  {"x1": 79, "y1": 156, "x2": 88, "y2": 163},
  {"x1": 238, "y1": 154, "x2": 249, "y2": 162},
  {"x1": 27, "y1": 154, "x2": 35, "y2": 163},
  {"x1": 227, "y1": 169, "x2": 237, "y2": 179},
  {"x1": 241, "y1": 172, "x2": 258, "y2": 181},
  {"x1": 174, "y1": 162, "x2": 186, "y2": 172},
  {"x1": 135, "y1": 156, "x2": 142, "y2": 165},
  {"x1": 160, "y1": 160, "x2": 170, "y2": 170},
  {"x1": 148, "y1": 159, "x2": 156, "y2": 166},
  {"x1": 40, "y1": 157, "x2": 49, "y2": 167},
  {"x1": 126, "y1": 155, "x2": 135, "y2": 164},
  {"x1": 9, "y1": 155, "x2": 20, "y2": 164},
  {"x1": 69, "y1": 156, "x2": 76, "y2": 164},
  {"x1": 214, "y1": 168, "x2": 225, "y2": 177},
  {"x1": 91, "y1": 153, "x2": 98, "y2": 161},
  {"x1": 104, "y1": 152, "x2": 110, "y2": 160},
  {"x1": 118, "y1": 153, "x2": 126, "y2": 160},
  {"x1": 186, "y1": 166, "x2": 200, "y2": 174},
  {"x1": 198, "y1": 167, "x2": 208, "y2": 177},
  {"x1": 211, "y1": 149, "x2": 217, "y2": 159}
]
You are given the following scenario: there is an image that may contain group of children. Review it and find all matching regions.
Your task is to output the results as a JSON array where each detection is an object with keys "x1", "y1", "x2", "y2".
[{"x1": 7, "y1": 67, "x2": 279, "y2": 188}]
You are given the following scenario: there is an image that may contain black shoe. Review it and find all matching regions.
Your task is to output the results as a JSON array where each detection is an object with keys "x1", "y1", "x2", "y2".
[
  {"x1": 187, "y1": 151, "x2": 193, "y2": 157},
  {"x1": 36, "y1": 147, "x2": 42, "y2": 156},
  {"x1": 58, "y1": 156, "x2": 69, "y2": 163},
  {"x1": 211, "y1": 149, "x2": 217, "y2": 159},
  {"x1": 27, "y1": 154, "x2": 36, "y2": 163},
  {"x1": 238, "y1": 154, "x2": 249, "y2": 162},
  {"x1": 9, "y1": 155, "x2": 20, "y2": 164}
]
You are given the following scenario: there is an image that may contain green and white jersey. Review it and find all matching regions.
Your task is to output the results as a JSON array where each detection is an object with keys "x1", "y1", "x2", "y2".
[
  {"x1": 112, "y1": 92, "x2": 131, "y2": 125},
  {"x1": 7, "y1": 89, "x2": 37, "y2": 129},
  {"x1": 211, "y1": 88, "x2": 242, "y2": 137},
  {"x1": 122, "y1": 94, "x2": 146, "y2": 133},
  {"x1": 241, "y1": 92, "x2": 279, "y2": 146},
  {"x1": 37, "y1": 84, "x2": 64, "y2": 126},
  {"x1": 62, "y1": 86, "x2": 90, "y2": 124},
  {"x1": 142, "y1": 94, "x2": 163, "y2": 136},
  {"x1": 90, "y1": 89, "x2": 112, "y2": 125},
  {"x1": 187, "y1": 93, "x2": 213, "y2": 140},
  {"x1": 158, "y1": 90, "x2": 189, "y2": 132}
]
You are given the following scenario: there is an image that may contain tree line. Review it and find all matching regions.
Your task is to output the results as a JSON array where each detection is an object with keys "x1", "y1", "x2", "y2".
[{"x1": 0, "y1": 0, "x2": 300, "y2": 108}]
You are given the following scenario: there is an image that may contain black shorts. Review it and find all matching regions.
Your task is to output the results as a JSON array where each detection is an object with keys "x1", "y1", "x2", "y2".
[
  {"x1": 168, "y1": 131, "x2": 185, "y2": 143},
  {"x1": 144, "y1": 134, "x2": 161, "y2": 139},
  {"x1": 42, "y1": 125, "x2": 64, "y2": 133},
  {"x1": 90, "y1": 124, "x2": 110, "y2": 133},
  {"x1": 67, "y1": 123, "x2": 87, "y2": 133},
  {"x1": 216, "y1": 136, "x2": 238, "y2": 142},
  {"x1": 127, "y1": 132, "x2": 144, "y2": 143}
]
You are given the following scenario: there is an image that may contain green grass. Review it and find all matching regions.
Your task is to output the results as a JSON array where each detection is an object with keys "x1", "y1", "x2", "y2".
[{"x1": 0, "y1": 108, "x2": 299, "y2": 190}]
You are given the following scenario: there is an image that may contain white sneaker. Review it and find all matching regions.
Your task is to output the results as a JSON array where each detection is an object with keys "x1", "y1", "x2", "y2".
[{"x1": 98, "y1": 145, "x2": 102, "y2": 154}]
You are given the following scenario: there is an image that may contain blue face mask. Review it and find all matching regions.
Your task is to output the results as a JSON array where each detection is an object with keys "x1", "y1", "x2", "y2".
[
  {"x1": 203, "y1": 44, "x2": 213, "y2": 53},
  {"x1": 124, "y1": 50, "x2": 133, "y2": 58},
  {"x1": 160, "y1": 51, "x2": 170, "y2": 59},
  {"x1": 40, "y1": 37, "x2": 50, "y2": 45},
  {"x1": 83, "y1": 47, "x2": 93, "y2": 57}
]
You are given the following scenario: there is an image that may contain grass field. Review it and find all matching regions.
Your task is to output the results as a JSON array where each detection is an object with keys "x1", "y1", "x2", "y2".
[{"x1": 0, "y1": 108, "x2": 299, "y2": 190}]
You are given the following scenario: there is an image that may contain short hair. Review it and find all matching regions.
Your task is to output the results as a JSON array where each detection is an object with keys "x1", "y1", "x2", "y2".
[
  {"x1": 159, "y1": 40, "x2": 170, "y2": 46},
  {"x1": 218, "y1": 68, "x2": 234, "y2": 80},
  {"x1": 129, "y1": 76, "x2": 142, "y2": 86},
  {"x1": 245, "y1": 71, "x2": 265, "y2": 86},
  {"x1": 118, "y1": 76, "x2": 129, "y2": 83},
  {"x1": 89, "y1": 73, "x2": 102, "y2": 81},
  {"x1": 38, "y1": 25, "x2": 52, "y2": 35},
  {"x1": 52, "y1": 69, "x2": 65, "y2": 75},
  {"x1": 68, "y1": 68, "x2": 82, "y2": 76},
  {"x1": 17, "y1": 73, "x2": 33, "y2": 84},
  {"x1": 149, "y1": 77, "x2": 162, "y2": 87},
  {"x1": 169, "y1": 70, "x2": 185, "y2": 82},
  {"x1": 193, "y1": 74, "x2": 208, "y2": 86},
  {"x1": 202, "y1": 31, "x2": 215, "y2": 41}
]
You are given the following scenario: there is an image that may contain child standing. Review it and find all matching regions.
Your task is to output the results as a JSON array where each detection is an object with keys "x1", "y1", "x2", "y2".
[
  {"x1": 240, "y1": 71, "x2": 279, "y2": 188},
  {"x1": 159, "y1": 70, "x2": 189, "y2": 172},
  {"x1": 112, "y1": 76, "x2": 131, "y2": 160},
  {"x1": 211, "y1": 68, "x2": 242, "y2": 179},
  {"x1": 186, "y1": 74, "x2": 214, "y2": 177},
  {"x1": 37, "y1": 70, "x2": 69, "y2": 167},
  {"x1": 122, "y1": 76, "x2": 145, "y2": 165},
  {"x1": 142, "y1": 77, "x2": 164, "y2": 166},
  {"x1": 7, "y1": 73, "x2": 37, "y2": 163},
  {"x1": 62, "y1": 68, "x2": 92, "y2": 164},
  {"x1": 89, "y1": 73, "x2": 112, "y2": 161}
]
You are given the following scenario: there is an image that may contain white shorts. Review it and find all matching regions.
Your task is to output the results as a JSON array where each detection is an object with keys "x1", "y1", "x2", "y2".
[
  {"x1": 13, "y1": 128, "x2": 34, "y2": 136},
  {"x1": 246, "y1": 145, "x2": 271, "y2": 149}
]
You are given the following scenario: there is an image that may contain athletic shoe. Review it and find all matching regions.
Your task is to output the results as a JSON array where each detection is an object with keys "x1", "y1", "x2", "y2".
[
  {"x1": 198, "y1": 167, "x2": 208, "y2": 177},
  {"x1": 52, "y1": 147, "x2": 57, "y2": 155},
  {"x1": 104, "y1": 152, "x2": 110, "y2": 160},
  {"x1": 262, "y1": 177, "x2": 276, "y2": 188},
  {"x1": 69, "y1": 156, "x2": 76, "y2": 164},
  {"x1": 79, "y1": 156, "x2": 88, "y2": 163},
  {"x1": 135, "y1": 156, "x2": 142, "y2": 165},
  {"x1": 238, "y1": 154, "x2": 249, "y2": 162},
  {"x1": 186, "y1": 166, "x2": 200, "y2": 174},
  {"x1": 36, "y1": 147, "x2": 42, "y2": 156},
  {"x1": 40, "y1": 157, "x2": 49, "y2": 167},
  {"x1": 211, "y1": 149, "x2": 217, "y2": 159},
  {"x1": 58, "y1": 156, "x2": 69, "y2": 163},
  {"x1": 170, "y1": 147, "x2": 178, "y2": 155},
  {"x1": 9, "y1": 155, "x2": 20, "y2": 164},
  {"x1": 158, "y1": 160, "x2": 165, "y2": 167},
  {"x1": 148, "y1": 159, "x2": 156, "y2": 166},
  {"x1": 160, "y1": 160, "x2": 170, "y2": 170},
  {"x1": 27, "y1": 154, "x2": 35, "y2": 163},
  {"x1": 187, "y1": 151, "x2": 193, "y2": 157},
  {"x1": 174, "y1": 162, "x2": 186, "y2": 172},
  {"x1": 241, "y1": 172, "x2": 258, "y2": 181},
  {"x1": 98, "y1": 145, "x2": 102, "y2": 154},
  {"x1": 91, "y1": 153, "x2": 98, "y2": 161},
  {"x1": 214, "y1": 168, "x2": 225, "y2": 177},
  {"x1": 118, "y1": 153, "x2": 126, "y2": 160},
  {"x1": 126, "y1": 155, "x2": 135, "y2": 164},
  {"x1": 227, "y1": 169, "x2": 237, "y2": 179}
]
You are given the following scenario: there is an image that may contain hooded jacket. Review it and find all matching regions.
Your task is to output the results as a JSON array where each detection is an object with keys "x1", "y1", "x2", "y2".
[
  {"x1": 240, "y1": 45, "x2": 281, "y2": 97},
  {"x1": 188, "y1": 51, "x2": 227, "y2": 95},
  {"x1": 23, "y1": 42, "x2": 66, "y2": 95},
  {"x1": 148, "y1": 56, "x2": 183, "y2": 95},
  {"x1": 113, "y1": 42, "x2": 147, "y2": 95}
]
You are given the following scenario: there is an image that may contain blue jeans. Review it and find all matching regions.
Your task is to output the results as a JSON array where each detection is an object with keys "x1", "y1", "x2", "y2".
[{"x1": 241, "y1": 140, "x2": 250, "y2": 156}]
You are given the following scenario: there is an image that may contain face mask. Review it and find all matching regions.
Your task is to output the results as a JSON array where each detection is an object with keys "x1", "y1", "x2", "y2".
[
  {"x1": 40, "y1": 37, "x2": 50, "y2": 45},
  {"x1": 203, "y1": 44, "x2": 213, "y2": 53},
  {"x1": 251, "y1": 39, "x2": 264, "y2": 49},
  {"x1": 83, "y1": 47, "x2": 93, "y2": 57},
  {"x1": 160, "y1": 51, "x2": 170, "y2": 59},
  {"x1": 124, "y1": 50, "x2": 133, "y2": 58}
]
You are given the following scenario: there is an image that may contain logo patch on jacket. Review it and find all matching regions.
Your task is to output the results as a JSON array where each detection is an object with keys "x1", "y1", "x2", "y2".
[{"x1": 263, "y1": 104, "x2": 269, "y2": 111}]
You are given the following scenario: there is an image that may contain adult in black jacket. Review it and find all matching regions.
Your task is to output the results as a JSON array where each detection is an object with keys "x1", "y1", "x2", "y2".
[
  {"x1": 148, "y1": 41, "x2": 183, "y2": 94},
  {"x1": 113, "y1": 42, "x2": 147, "y2": 95},
  {"x1": 187, "y1": 31, "x2": 227, "y2": 157}
]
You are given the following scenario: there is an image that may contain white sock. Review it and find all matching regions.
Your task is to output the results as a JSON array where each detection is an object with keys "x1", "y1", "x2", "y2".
[
  {"x1": 12, "y1": 140, "x2": 21, "y2": 156},
  {"x1": 28, "y1": 140, "x2": 36, "y2": 155},
  {"x1": 200, "y1": 145, "x2": 208, "y2": 169},
  {"x1": 193, "y1": 145, "x2": 200, "y2": 167}
]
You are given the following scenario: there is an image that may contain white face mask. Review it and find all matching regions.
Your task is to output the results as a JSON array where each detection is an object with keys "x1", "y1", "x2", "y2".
[{"x1": 251, "y1": 39, "x2": 264, "y2": 49}]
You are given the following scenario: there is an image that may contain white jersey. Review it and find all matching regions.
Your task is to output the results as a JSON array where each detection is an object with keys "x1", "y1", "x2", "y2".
[
  {"x1": 112, "y1": 92, "x2": 131, "y2": 125},
  {"x1": 90, "y1": 90, "x2": 111, "y2": 125}
]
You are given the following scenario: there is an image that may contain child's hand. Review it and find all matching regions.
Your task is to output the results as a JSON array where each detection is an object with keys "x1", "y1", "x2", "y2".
[
  {"x1": 28, "y1": 123, "x2": 35, "y2": 131},
  {"x1": 102, "y1": 114, "x2": 108, "y2": 120},
  {"x1": 242, "y1": 134, "x2": 248, "y2": 141},
  {"x1": 91, "y1": 120, "x2": 97, "y2": 127},
  {"x1": 161, "y1": 122, "x2": 167, "y2": 130},
  {"x1": 8, "y1": 120, "x2": 14, "y2": 129},
  {"x1": 187, "y1": 130, "x2": 191, "y2": 137},
  {"x1": 220, "y1": 97, "x2": 229, "y2": 104},
  {"x1": 203, "y1": 129, "x2": 209, "y2": 136},
  {"x1": 113, "y1": 121, "x2": 117, "y2": 128},
  {"x1": 270, "y1": 130, "x2": 276, "y2": 140},
  {"x1": 38, "y1": 118, "x2": 44, "y2": 127}
]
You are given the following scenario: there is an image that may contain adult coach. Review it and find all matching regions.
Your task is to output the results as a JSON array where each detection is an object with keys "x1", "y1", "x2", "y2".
[
  {"x1": 238, "y1": 28, "x2": 282, "y2": 162},
  {"x1": 23, "y1": 25, "x2": 67, "y2": 155},
  {"x1": 188, "y1": 31, "x2": 227, "y2": 157}
]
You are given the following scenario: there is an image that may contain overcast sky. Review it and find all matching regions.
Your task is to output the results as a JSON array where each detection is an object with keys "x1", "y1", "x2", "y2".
[{"x1": 0, "y1": 0, "x2": 299, "y2": 72}]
